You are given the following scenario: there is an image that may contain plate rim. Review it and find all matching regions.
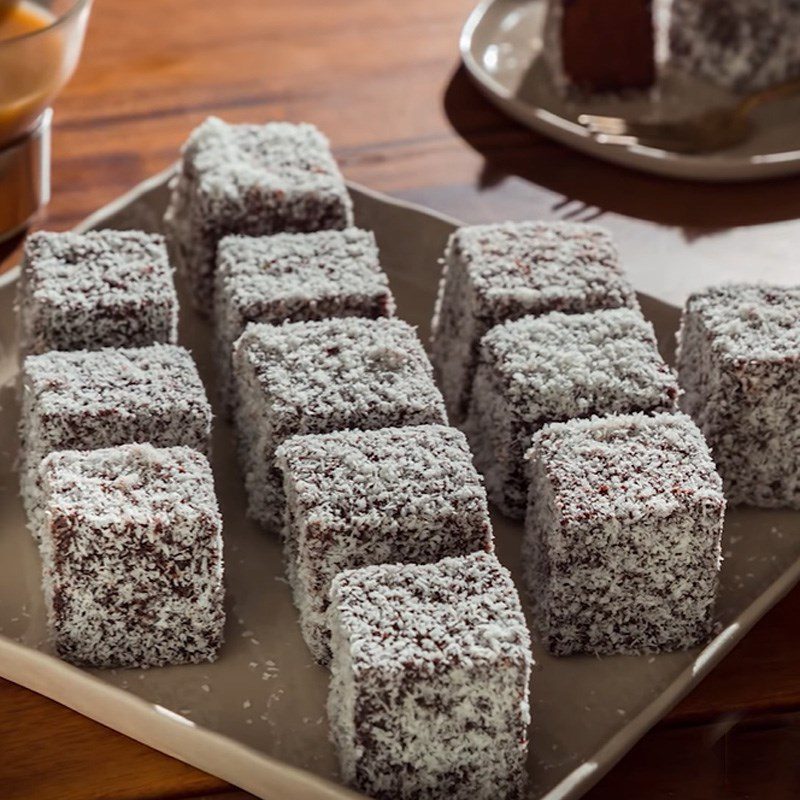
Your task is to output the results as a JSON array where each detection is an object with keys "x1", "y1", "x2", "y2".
[
  {"x1": 459, "y1": 0, "x2": 800, "y2": 183},
  {"x1": 2, "y1": 168, "x2": 800, "y2": 800}
]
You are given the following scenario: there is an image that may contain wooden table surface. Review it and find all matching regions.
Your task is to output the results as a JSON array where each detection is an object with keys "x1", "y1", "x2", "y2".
[{"x1": 2, "y1": 0, "x2": 800, "y2": 797}]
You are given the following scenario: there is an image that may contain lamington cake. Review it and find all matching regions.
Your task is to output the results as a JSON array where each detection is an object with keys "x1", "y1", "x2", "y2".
[
  {"x1": 431, "y1": 221, "x2": 638, "y2": 422},
  {"x1": 20, "y1": 344, "x2": 211, "y2": 537},
  {"x1": 524, "y1": 412, "x2": 725, "y2": 656},
  {"x1": 467, "y1": 307, "x2": 679, "y2": 518},
  {"x1": 670, "y1": 0, "x2": 800, "y2": 93},
  {"x1": 677, "y1": 284, "x2": 800, "y2": 508},
  {"x1": 233, "y1": 317, "x2": 447, "y2": 531},
  {"x1": 213, "y1": 228, "x2": 395, "y2": 414},
  {"x1": 543, "y1": 0, "x2": 656, "y2": 94},
  {"x1": 18, "y1": 229, "x2": 178, "y2": 355},
  {"x1": 328, "y1": 552, "x2": 532, "y2": 800},
  {"x1": 164, "y1": 117, "x2": 353, "y2": 314},
  {"x1": 38, "y1": 443, "x2": 225, "y2": 668},
  {"x1": 275, "y1": 425, "x2": 493, "y2": 664}
]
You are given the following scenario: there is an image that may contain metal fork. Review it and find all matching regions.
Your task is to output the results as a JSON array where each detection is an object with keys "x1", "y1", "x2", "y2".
[{"x1": 577, "y1": 77, "x2": 800, "y2": 154}]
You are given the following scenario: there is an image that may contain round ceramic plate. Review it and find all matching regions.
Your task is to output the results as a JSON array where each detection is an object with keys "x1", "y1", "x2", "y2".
[{"x1": 460, "y1": 0, "x2": 800, "y2": 182}]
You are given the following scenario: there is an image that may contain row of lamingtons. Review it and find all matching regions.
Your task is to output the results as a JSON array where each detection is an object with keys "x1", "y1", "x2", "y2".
[{"x1": 17, "y1": 116, "x2": 799, "y2": 800}]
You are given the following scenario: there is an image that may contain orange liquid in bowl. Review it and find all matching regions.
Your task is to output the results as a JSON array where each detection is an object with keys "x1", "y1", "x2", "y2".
[
  {"x1": 0, "y1": 2, "x2": 62, "y2": 144},
  {"x1": 0, "y1": 1, "x2": 50, "y2": 38}
]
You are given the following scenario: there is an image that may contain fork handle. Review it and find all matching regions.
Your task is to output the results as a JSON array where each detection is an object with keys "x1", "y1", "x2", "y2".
[{"x1": 736, "y1": 76, "x2": 800, "y2": 117}]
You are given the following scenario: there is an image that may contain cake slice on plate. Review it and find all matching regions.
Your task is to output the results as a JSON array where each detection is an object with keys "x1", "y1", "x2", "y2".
[
  {"x1": 670, "y1": 0, "x2": 800, "y2": 93},
  {"x1": 543, "y1": 0, "x2": 656, "y2": 94}
]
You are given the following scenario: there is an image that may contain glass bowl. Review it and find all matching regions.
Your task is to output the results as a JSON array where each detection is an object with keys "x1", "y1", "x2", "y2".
[
  {"x1": 0, "y1": 0, "x2": 92, "y2": 145},
  {"x1": 0, "y1": 0, "x2": 92, "y2": 240}
]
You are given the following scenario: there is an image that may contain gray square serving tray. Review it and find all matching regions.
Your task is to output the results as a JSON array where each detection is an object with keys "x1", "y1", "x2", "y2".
[{"x1": 0, "y1": 168, "x2": 797, "y2": 800}]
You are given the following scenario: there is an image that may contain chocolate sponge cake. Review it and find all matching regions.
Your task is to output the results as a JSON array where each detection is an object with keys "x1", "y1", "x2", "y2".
[
  {"x1": 524, "y1": 412, "x2": 725, "y2": 656},
  {"x1": 164, "y1": 117, "x2": 353, "y2": 314},
  {"x1": 20, "y1": 344, "x2": 211, "y2": 539},
  {"x1": 213, "y1": 228, "x2": 395, "y2": 415},
  {"x1": 275, "y1": 424, "x2": 493, "y2": 664},
  {"x1": 39, "y1": 443, "x2": 225, "y2": 668},
  {"x1": 233, "y1": 317, "x2": 447, "y2": 531},
  {"x1": 466, "y1": 307, "x2": 679, "y2": 518},
  {"x1": 677, "y1": 284, "x2": 800, "y2": 508},
  {"x1": 328, "y1": 552, "x2": 532, "y2": 800},
  {"x1": 431, "y1": 220, "x2": 638, "y2": 423},
  {"x1": 543, "y1": 0, "x2": 656, "y2": 94},
  {"x1": 18, "y1": 229, "x2": 178, "y2": 355}
]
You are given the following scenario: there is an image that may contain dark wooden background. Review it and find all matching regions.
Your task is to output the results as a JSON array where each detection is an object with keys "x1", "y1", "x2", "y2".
[{"x1": 2, "y1": 0, "x2": 800, "y2": 797}]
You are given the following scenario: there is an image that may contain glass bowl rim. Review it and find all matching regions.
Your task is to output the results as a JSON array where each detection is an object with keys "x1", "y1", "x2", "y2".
[{"x1": 0, "y1": 0, "x2": 91, "y2": 48}]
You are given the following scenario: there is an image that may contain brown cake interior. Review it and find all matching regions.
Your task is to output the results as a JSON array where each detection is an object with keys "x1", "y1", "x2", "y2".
[{"x1": 560, "y1": 0, "x2": 655, "y2": 92}]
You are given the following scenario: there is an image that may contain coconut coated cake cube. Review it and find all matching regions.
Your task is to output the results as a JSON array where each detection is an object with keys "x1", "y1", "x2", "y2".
[
  {"x1": 430, "y1": 221, "x2": 638, "y2": 421},
  {"x1": 467, "y1": 307, "x2": 679, "y2": 518},
  {"x1": 20, "y1": 344, "x2": 211, "y2": 537},
  {"x1": 18, "y1": 229, "x2": 178, "y2": 355},
  {"x1": 670, "y1": 0, "x2": 800, "y2": 93},
  {"x1": 164, "y1": 117, "x2": 353, "y2": 314},
  {"x1": 524, "y1": 412, "x2": 725, "y2": 656},
  {"x1": 275, "y1": 424, "x2": 493, "y2": 664},
  {"x1": 39, "y1": 443, "x2": 225, "y2": 668},
  {"x1": 233, "y1": 317, "x2": 447, "y2": 531},
  {"x1": 677, "y1": 284, "x2": 800, "y2": 508},
  {"x1": 328, "y1": 552, "x2": 532, "y2": 800},
  {"x1": 213, "y1": 228, "x2": 395, "y2": 414}
]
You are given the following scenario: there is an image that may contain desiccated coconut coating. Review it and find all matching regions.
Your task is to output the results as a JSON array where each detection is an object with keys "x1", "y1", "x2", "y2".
[
  {"x1": 430, "y1": 221, "x2": 639, "y2": 421},
  {"x1": 677, "y1": 284, "x2": 800, "y2": 508},
  {"x1": 39, "y1": 443, "x2": 225, "y2": 668},
  {"x1": 466, "y1": 307, "x2": 679, "y2": 518},
  {"x1": 18, "y1": 229, "x2": 178, "y2": 355},
  {"x1": 524, "y1": 412, "x2": 725, "y2": 656},
  {"x1": 670, "y1": 0, "x2": 800, "y2": 93},
  {"x1": 213, "y1": 228, "x2": 395, "y2": 415},
  {"x1": 233, "y1": 317, "x2": 447, "y2": 531},
  {"x1": 275, "y1": 424, "x2": 493, "y2": 664},
  {"x1": 164, "y1": 117, "x2": 354, "y2": 315},
  {"x1": 328, "y1": 552, "x2": 532, "y2": 800},
  {"x1": 19, "y1": 344, "x2": 212, "y2": 539}
]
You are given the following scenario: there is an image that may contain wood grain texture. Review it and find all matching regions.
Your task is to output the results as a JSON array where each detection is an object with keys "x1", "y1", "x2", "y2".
[
  {"x1": 0, "y1": 678, "x2": 228, "y2": 799},
  {"x1": 2, "y1": 0, "x2": 800, "y2": 797}
]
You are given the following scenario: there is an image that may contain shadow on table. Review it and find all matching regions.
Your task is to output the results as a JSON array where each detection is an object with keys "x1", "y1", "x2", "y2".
[{"x1": 442, "y1": 66, "x2": 800, "y2": 231}]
